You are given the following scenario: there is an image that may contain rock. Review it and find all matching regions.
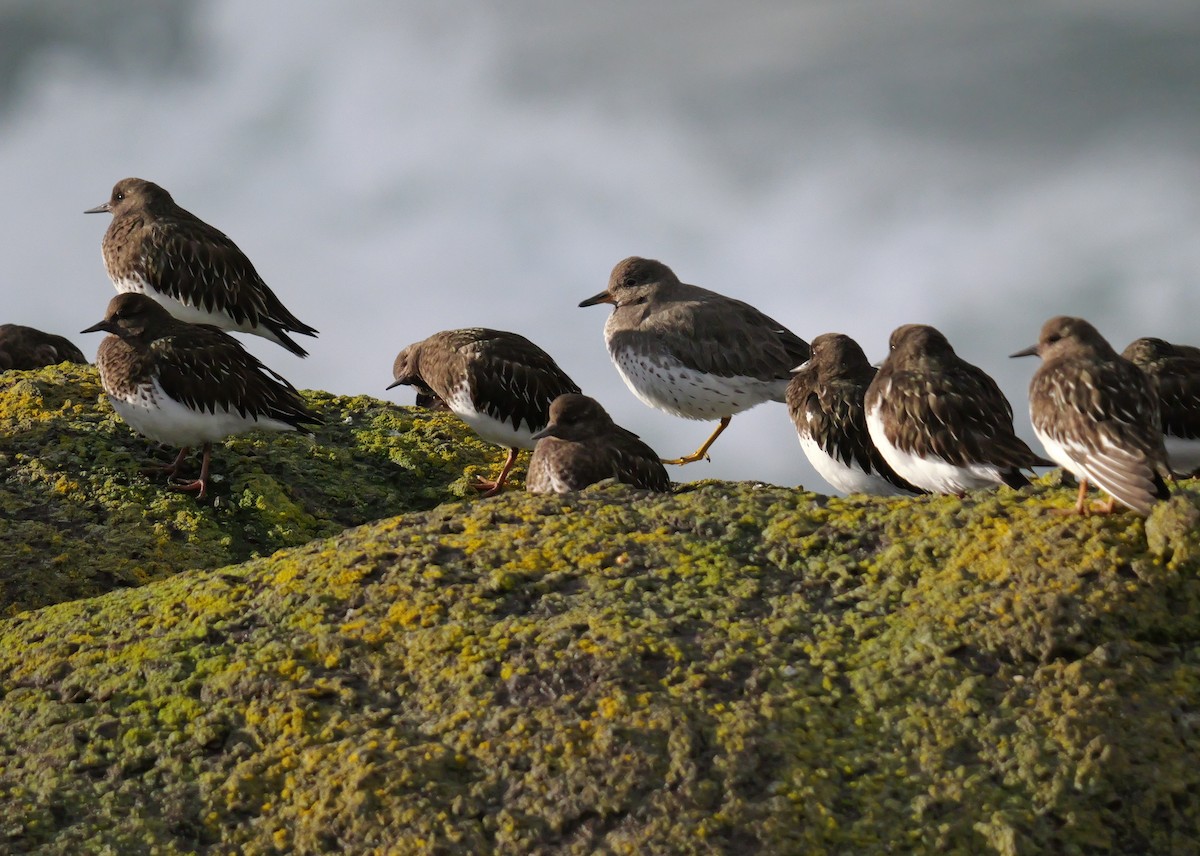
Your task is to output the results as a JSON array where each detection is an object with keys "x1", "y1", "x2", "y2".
[{"x1": 0, "y1": 364, "x2": 1198, "y2": 853}]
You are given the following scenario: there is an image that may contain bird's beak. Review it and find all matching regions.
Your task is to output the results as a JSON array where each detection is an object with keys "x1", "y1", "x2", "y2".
[
  {"x1": 84, "y1": 202, "x2": 111, "y2": 214},
  {"x1": 80, "y1": 319, "x2": 114, "y2": 334},
  {"x1": 385, "y1": 379, "x2": 403, "y2": 390},
  {"x1": 579, "y1": 290, "x2": 615, "y2": 308},
  {"x1": 1009, "y1": 345, "x2": 1039, "y2": 359},
  {"x1": 530, "y1": 424, "x2": 557, "y2": 441}
]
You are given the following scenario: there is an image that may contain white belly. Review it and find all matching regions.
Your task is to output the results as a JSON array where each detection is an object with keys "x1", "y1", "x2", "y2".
[
  {"x1": 610, "y1": 348, "x2": 786, "y2": 420},
  {"x1": 1164, "y1": 434, "x2": 1200, "y2": 475},
  {"x1": 866, "y1": 405, "x2": 1004, "y2": 494},
  {"x1": 797, "y1": 433, "x2": 914, "y2": 496},
  {"x1": 444, "y1": 382, "x2": 538, "y2": 450},
  {"x1": 108, "y1": 378, "x2": 297, "y2": 447},
  {"x1": 113, "y1": 275, "x2": 279, "y2": 342}
]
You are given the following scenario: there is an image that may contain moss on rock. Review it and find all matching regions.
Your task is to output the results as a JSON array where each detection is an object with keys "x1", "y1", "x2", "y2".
[
  {"x1": 0, "y1": 363, "x2": 506, "y2": 614},
  {"x1": 0, "y1": 429, "x2": 1198, "y2": 854}
]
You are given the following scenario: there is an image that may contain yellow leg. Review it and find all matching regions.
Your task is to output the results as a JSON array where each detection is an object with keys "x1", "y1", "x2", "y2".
[
  {"x1": 662, "y1": 417, "x2": 731, "y2": 466},
  {"x1": 475, "y1": 448, "x2": 520, "y2": 496}
]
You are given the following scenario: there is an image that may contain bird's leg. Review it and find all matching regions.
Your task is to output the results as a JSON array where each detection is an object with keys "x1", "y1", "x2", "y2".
[
  {"x1": 168, "y1": 442, "x2": 212, "y2": 500},
  {"x1": 474, "y1": 448, "x2": 520, "y2": 497},
  {"x1": 662, "y1": 416, "x2": 731, "y2": 466},
  {"x1": 1048, "y1": 478, "x2": 1090, "y2": 516},
  {"x1": 143, "y1": 446, "x2": 190, "y2": 480},
  {"x1": 1090, "y1": 496, "x2": 1117, "y2": 515}
]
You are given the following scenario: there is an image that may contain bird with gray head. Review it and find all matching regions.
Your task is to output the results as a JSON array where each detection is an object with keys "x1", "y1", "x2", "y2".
[
  {"x1": 81, "y1": 293, "x2": 320, "y2": 500},
  {"x1": 1120, "y1": 336, "x2": 1200, "y2": 477},
  {"x1": 1012, "y1": 316, "x2": 1171, "y2": 516},
  {"x1": 387, "y1": 328, "x2": 581, "y2": 496},
  {"x1": 85, "y1": 177, "x2": 318, "y2": 357},
  {"x1": 580, "y1": 256, "x2": 809, "y2": 466},
  {"x1": 865, "y1": 324, "x2": 1049, "y2": 495},
  {"x1": 787, "y1": 332, "x2": 923, "y2": 496},
  {"x1": 527, "y1": 393, "x2": 671, "y2": 494}
]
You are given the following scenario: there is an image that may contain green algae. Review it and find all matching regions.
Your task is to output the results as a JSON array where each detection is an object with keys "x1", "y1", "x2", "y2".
[
  {"x1": 0, "y1": 363, "x2": 504, "y2": 615},
  {"x1": 0, "y1": 473, "x2": 1198, "y2": 853}
]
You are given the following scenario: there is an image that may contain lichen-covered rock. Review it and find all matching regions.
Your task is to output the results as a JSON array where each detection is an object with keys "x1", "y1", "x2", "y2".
[
  {"x1": 0, "y1": 442, "x2": 1198, "y2": 853},
  {"x1": 0, "y1": 363, "x2": 504, "y2": 614}
]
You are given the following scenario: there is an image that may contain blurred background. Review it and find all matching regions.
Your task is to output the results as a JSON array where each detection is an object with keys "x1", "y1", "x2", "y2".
[{"x1": 3, "y1": 0, "x2": 1200, "y2": 489}]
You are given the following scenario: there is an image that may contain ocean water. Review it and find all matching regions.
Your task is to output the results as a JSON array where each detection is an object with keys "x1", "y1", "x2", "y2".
[{"x1": 2, "y1": 0, "x2": 1199, "y2": 489}]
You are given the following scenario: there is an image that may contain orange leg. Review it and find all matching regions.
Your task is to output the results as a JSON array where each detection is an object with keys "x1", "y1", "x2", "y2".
[
  {"x1": 662, "y1": 416, "x2": 731, "y2": 466},
  {"x1": 168, "y1": 442, "x2": 213, "y2": 500},
  {"x1": 143, "y1": 446, "x2": 191, "y2": 480},
  {"x1": 1048, "y1": 478, "x2": 1090, "y2": 516},
  {"x1": 474, "y1": 447, "x2": 520, "y2": 497}
]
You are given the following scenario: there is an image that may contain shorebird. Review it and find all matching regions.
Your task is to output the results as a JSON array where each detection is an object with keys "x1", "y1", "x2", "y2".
[
  {"x1": 527, "y1": 393, "x2": 672, "y2": 494},
  {"x1": 388, "y1": 328, "x2": 580, "y2": 496},
  {"x1": 865, "y1": 324, "x2": 1048, "y2": 495},
  {"x1": 0, "y1": 324, "x2": 86, "y2": 371},
  {"x1": 580, "y1": 256, "x2": 809, "y2": 465},
  {"x1": 787, "y1": 333, "x2": 923, "y2": 496},
  {"x1": 81, "y1": 293, "x2": 320, "y2": 499},
  {"x1": 86, "y1": 177, "x2": 318, "y2": 357},
  {"x1": 1121, "y1": 336, "x2": 1200, "y2": 477},
  {"x1": 1013, "y1": 316, "x2": 1170, "y2": 516}
]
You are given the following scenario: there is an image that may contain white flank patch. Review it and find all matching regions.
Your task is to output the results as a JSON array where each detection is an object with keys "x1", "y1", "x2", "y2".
[
  {"x1": 797, "y1": 432, "x2": 914, "y2": 496},
  {"x1": 113, "y1": 276, "x2": 286, "y2": 346},
  {"x1": 865, "y1": 405, "x2": 1004, "y2": 494},
  {"x1": 443, "y1": 381, "x2": 538, "y2": 450},
  {"x1": 1164, "y1": 434, "x2": 1200, "y2": 475},
  {"x1": 610, "y1": 348, "x2": 786, "y2": 420},
  {"x1": 108, "y1": 378, "x2": 297, "y2": 447}
]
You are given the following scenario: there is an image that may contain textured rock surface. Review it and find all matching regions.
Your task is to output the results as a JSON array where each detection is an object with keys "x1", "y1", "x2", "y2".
[{"x1": 1, "y1": 364, "x2": 1199, "y2": 854}]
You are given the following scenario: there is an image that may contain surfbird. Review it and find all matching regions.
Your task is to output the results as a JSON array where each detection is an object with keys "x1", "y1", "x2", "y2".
[
  {"x1": 387, "y1": 328, "x2": 581, "y2": 496},
  {"x1": 527, "y1": 393, "x2": 672, "y2": 494},
  {"x1": 579, "y1": 256, "x2": 810, "y2": 465},
  {"x1": 865, "y1": 323, "x2": 1048, "y2": 495},
  {"x1": 85, "y1": 178, "x2": 318, "y2": 357},
  {"x1": 81, "y1": 293, "x2": 320, "y2": 499},
  {"x1": 1012, "y1": 317, "x2": 1170, "y2": 515},
  {"x1": 786, "y1": 333, "x2": 923, "y2": 496},
  {"x1": 1121, "y1": 337, "x2": 1200, "y2": 477},
  {"x1": 0, "y1": 325, "x2": 87, "y2": 371}
]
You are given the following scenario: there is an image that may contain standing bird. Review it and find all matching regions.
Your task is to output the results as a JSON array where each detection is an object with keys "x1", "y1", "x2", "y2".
[
  {"x1": 85, "y1": 178, "x2": 318, "y2": 357},
  {"x1": 1121, "y1": 337, "x2": 1200, "y2": 477},
  {"x1": 865, "y1": 324, "x2": 1047, "y2": 495},
  {"x1": 1012, "y1": 317, "x2": 1170, "y2": 516},
  {"x1": 387, "y1": 328, "x2": 581, "y2": 496},
  {"x1": 0, "y1": 324, "x2": 87, "y2": 371},
  {"x1": 81, "y1": 293, "x2": 320, "y2": 500},
  {"x1": 786, "y1": 333, "x2": 923, "y2": 496},
  {"x1": 579, "y1": 256, "x2": 810, "y2": 465},
  {"x1": 527, "y1": 394, "x2": 672, "y2": 494}
]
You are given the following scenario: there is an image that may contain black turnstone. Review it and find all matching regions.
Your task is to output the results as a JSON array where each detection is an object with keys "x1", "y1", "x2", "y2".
[
  {"x1": 1012, "y1": 317, "x2": 1170, "y2": 515},
  {"x1": 387, "y1": 328, "x2": 581, "y2": 496},
  {"x1": 527, "y1": 394, "x2": 672, "y2": 494},
  {"x1": 865, "y1": 324, "x2": 1048, "y2": 495},
  {"x1": 0, "y1": 324, "x2": 87, "y2": 371},
  {"x1": 786, "y1": 333, "x2": 923, "y2": 496},
  {"x1": 85, "y1": 178, "x2": 318, "y2": 357},
  {"x1": 1121, "y1": 337, "x2": 1200, "y2": 477},
  {"x1": 579, "y1": 256, "x2": 810, "y2": 465},
  {"x1": 81, "y1": 293, "x2": 320, "y2": 499}
]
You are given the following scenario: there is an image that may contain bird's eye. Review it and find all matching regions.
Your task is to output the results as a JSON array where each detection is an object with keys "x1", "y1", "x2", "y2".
[{"x1": 621, "y1": 276, "x2": 635, "y2": 288}]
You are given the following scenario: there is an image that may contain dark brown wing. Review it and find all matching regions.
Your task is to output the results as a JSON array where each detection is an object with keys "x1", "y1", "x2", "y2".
[
  {"x1": 530, "y1": 435, "x2": 671, "y2": 493},
  {"x1": 878, "y1": 360, "x2": 1043, "y2": 470},
  {"x1": 151, "y1": 325, "x2": 320, "y2": 429},
  {"x1": 789, "y1": 365, "x2": 917, "y2": 489},
  {"x1": 1150, "y1": 356, "x2": 1200, "y2": 440},
  {"x1": 147, "y1": 215, "x2": 318, "y2": 346},
  {"x1": 460, "y1": 331, "x2": 581, "y2": 432},
  {"x1": 623, "y1": 292, "x2": 809, "y2": 382},
  {"x1": 1031, "y1": 357, "x2": 1169, "y2": 510},
  {"x1": 0, "y1": 325, "x2": 87, "y2": 370}
]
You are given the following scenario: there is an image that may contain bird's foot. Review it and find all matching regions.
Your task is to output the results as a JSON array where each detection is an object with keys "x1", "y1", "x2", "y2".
[{"x1": 167, "y1": 477, "x2": 208, "y2": 500}]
